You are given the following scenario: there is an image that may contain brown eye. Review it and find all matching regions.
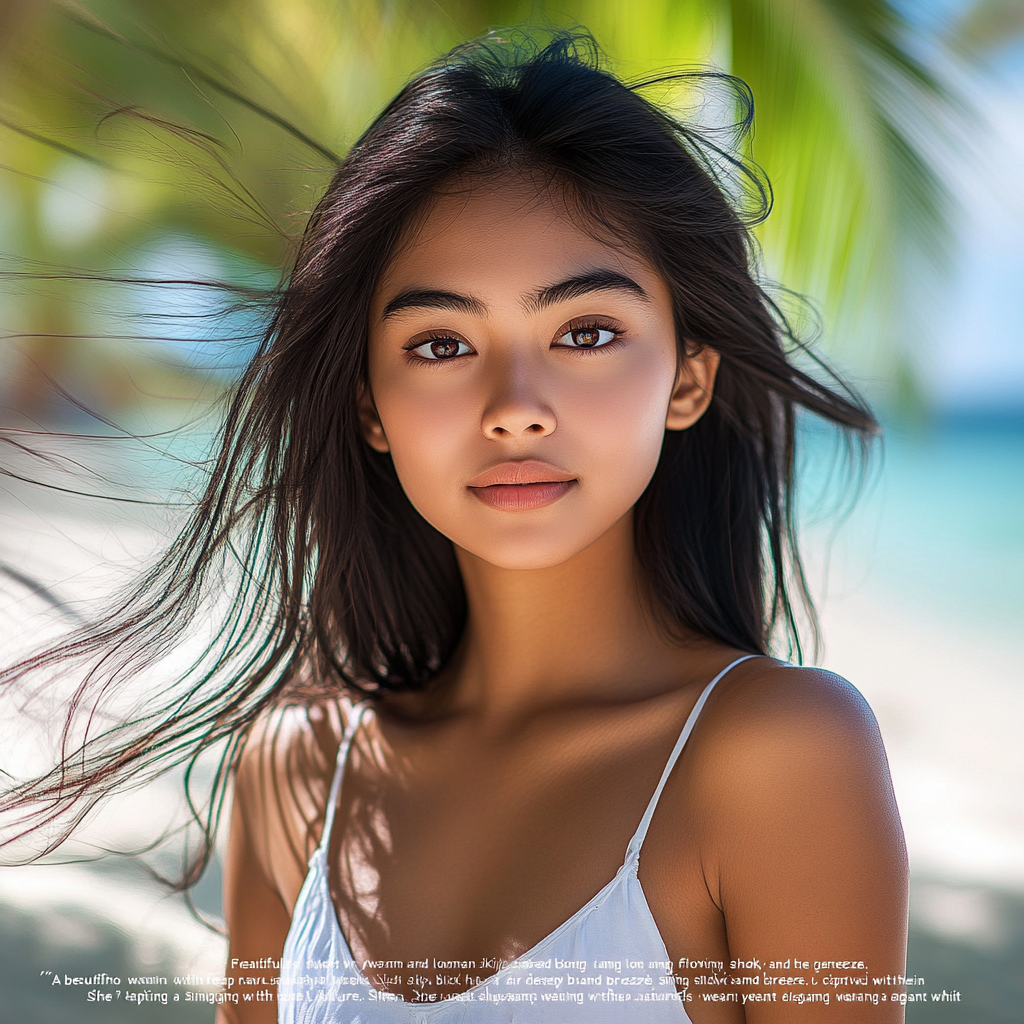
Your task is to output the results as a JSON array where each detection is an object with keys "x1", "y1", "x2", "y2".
[
  {"x1": 430, "y1": 340, "x2": 461, "y2": 358},
  {"x1": 572, "y1": 328, "x2": 601, "y2": 347},
  {"x1": 410, "y1": 337, "x2": 473, "y2": 361},
  {"x1": 554, "y1": 326, "x2": 619, "y2": 350}
]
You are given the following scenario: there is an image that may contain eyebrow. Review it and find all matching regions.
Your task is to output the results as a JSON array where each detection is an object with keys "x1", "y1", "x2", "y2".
[
  {"x1": 381, "y1": 289, "x2": 486, "y2": 320},
  {"x1": 527, "y1": 269, "x2": 649, "y2": 311},
  {"x1": 380, "y1": 269, "x2": 649, "y2": 321}
]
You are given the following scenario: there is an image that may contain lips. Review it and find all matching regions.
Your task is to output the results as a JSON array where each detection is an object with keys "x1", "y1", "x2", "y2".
[
  {"x1": 467, "y1": 460, "x2": 577, "y2": 511},
  {"x1": 467, "y1": 460, "x2": 574, "y2": 488}
]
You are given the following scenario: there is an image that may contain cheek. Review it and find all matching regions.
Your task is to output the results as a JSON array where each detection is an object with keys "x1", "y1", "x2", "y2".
[
  {"x1": 372, "y1": 372, "x2": 477, "y2": 511},
  {"x1": 366, "y1": 343, "x2": 678, "y2": 569},
  {"x1": 560, "y1": 362, "x2": 674, "y2": 498}
]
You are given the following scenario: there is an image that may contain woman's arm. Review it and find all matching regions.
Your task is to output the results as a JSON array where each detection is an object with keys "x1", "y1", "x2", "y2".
[
  {"x1": 216, "y1": 771, "x2": 294, "y2": 1024},
  {"x1": 682, "y1": 664, "x2": 909, "y2": 1023},
  {"x1": 216, "y1": 705, "x2": 341, "y2": 1024}
]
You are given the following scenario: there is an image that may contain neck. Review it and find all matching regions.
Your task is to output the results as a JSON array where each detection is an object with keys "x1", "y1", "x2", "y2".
[{"x1": 441, "y1": 512, "x2": 706, "y2": 718}]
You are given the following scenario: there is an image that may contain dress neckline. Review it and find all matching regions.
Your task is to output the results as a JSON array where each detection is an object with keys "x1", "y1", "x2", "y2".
[
  {"x1": 315, "y1": 844, "x2": 643, "y2": 1008},
  {"x1": 312, "y1": 653, "x2": 759, "y2": 1007}
]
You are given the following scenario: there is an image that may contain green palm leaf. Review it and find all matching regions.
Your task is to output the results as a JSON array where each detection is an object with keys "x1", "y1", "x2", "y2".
[{"x1": 0, "y1": 0, "x2": 959, "y2": 412}]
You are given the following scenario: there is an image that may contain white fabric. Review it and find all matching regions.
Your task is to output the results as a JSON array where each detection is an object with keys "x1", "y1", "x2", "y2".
[{"x1": 278, "y1": 655, "x2": 758, "y2": 1023}]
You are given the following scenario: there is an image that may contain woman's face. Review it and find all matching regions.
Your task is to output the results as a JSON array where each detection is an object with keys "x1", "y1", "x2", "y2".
[{"x1": 363, "y1": 177, "x2": 717, "y2": 571}]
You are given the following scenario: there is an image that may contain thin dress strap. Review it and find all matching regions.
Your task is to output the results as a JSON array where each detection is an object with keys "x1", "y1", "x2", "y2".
[
  {"x1": 319, "y1": 703, "x2": 369, "y2": 853},
  {"x1": 625, "y1": 655, "x2": 760, "y2": 862}
]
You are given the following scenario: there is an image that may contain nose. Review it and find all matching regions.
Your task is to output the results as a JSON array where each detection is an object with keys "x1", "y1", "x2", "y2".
[{"x1": 480, "y1": 358, "x2": 556, "y2": 440}]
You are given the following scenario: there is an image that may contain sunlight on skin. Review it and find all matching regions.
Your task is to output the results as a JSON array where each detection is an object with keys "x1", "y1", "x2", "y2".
[
  {"x1": 219, "y1": 176, "x2": 907, "y2": 1024},
  {"x1": 360, "y1": 176, "x2": 720, "y2": 716},
  {"x1": 362, "y1": 178, "x2": 716, "y2": 572}
]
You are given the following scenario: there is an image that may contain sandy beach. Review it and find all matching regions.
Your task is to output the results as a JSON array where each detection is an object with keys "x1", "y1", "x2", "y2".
[{"x1": 1, "y1": 481, "x2": 1022, "y2": 1019}]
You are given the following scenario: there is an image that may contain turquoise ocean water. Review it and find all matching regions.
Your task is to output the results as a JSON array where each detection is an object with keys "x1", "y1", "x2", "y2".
[{"x1": 798, "y1": 410, "x2": 1024, "y2": 636}]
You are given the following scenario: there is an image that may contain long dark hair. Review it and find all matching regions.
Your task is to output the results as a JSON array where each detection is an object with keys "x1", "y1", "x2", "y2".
[{"x1": 0, "y1": 32, "x2": 876, "y2": 866}]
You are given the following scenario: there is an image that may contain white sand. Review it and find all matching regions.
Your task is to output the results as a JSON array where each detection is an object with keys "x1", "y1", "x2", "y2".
[{"x1": 816, "y1": 577, "x2": 1024, "y2": 894}]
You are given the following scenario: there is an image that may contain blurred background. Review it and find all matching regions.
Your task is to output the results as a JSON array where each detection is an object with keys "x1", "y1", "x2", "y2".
[{"x1": 0, "y1": 0, "x2": 1021, "y2": 1021}]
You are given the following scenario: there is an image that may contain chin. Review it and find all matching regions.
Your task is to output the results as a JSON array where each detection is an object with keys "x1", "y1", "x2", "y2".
[{"x1": 454, "y1": 523, "x2": 608, "y2": 571}]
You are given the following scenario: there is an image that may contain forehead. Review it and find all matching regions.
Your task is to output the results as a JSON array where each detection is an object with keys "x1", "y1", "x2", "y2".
[{"x1": 373, "y1": 176, "x2": 663, "y2": 311}]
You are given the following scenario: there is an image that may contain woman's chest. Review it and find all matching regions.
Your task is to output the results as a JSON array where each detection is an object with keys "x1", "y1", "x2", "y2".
[{"x1": 318, "y1": 712, "x2": 730, "y2": 1001}]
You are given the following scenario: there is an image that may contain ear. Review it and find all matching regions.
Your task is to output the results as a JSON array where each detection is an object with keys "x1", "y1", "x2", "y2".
[
  {"x1": 357, "y1": 384, "x2": 390, "y2": 453},
  {"x1": 665, "y1": 344, "x2": 720, "y2": 431}
]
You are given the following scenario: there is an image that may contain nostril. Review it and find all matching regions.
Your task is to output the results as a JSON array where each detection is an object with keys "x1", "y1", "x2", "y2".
[{"x1": 482, "y1": 412, "x2": 555, "y2": 438}]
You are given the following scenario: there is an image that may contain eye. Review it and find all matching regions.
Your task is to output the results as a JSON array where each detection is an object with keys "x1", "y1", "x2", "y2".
[
  {"x1": 553, "y1": 324, "x2": 621, "y2": 350},
  {"x1": 408, "y1": 336, "x2": 474, "y2": 361}
]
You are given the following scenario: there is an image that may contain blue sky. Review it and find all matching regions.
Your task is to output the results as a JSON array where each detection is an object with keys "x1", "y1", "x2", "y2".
[{"x1": 897, "y1": 0, "x2": 1024, "y2": 410}]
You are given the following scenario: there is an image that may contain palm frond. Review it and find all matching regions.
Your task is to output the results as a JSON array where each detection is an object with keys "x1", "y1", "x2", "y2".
[{"x1": 0, "y1": 0, "x2": 961, "y2": 412}]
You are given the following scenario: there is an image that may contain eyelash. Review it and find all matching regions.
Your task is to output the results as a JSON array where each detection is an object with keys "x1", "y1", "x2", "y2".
[
  {"x1": 404, "y1": 331, "x2": 473, "y2": 365},
  {"x1": 553, "y1": 317, "x2": 625, "y2": 355},
  {"x1": 403, "y1": 318, "x2": 626, "y2": 363}
]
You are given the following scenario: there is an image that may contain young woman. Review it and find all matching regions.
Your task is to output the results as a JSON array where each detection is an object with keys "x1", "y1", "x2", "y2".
[{"x1": 2, "y1": 33, "x2": 908, "y2": 1024}]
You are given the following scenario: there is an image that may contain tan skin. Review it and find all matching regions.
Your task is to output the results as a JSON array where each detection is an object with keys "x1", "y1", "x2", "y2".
[{"x1": 218, "y1": 177, "x2": 909, "y2": 1023}]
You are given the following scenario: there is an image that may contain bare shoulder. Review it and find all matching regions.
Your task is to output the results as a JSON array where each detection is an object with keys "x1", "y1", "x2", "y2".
[
  {"x1": 235, "y1": 700, "x2": 345, "y2": 802},
  {"x1": 220, "y1": 703, "x2": 354, "y2": 1023},
  {"x1": 713, "y1": 657, "x2": 877, "y2": 722},
  {"x1": 692, "y1": 659, "x2": 890, "y2": 784},
  {"x1": 685, "y1": 658, "x2": 907, "y2": 914},
  {"x1": 232, "y1": 699, "x2": 351, "y2": 907},
  {"x1": 649, "y1": 660, "x2": 908, "y2": 1018}
]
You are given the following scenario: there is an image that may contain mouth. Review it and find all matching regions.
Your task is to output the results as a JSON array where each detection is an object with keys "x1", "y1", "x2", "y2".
[{"x1": 467, "y1": 460, "x2": 577, "y2": 511}]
